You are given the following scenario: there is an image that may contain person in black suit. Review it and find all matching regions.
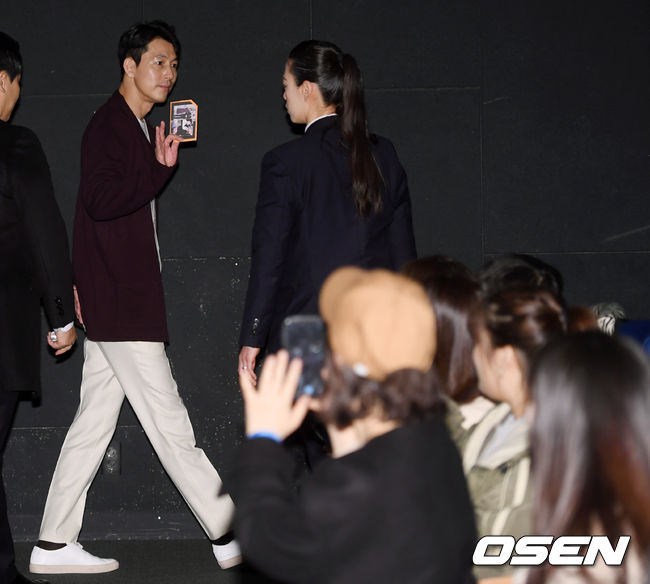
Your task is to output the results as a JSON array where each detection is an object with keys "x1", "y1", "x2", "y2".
[
  {"x1": 238, "y1": 40, "x2": 417, "y2": 381},
  {"x1": 0, "y1": 32, "x2": 76, "y2": 584}
]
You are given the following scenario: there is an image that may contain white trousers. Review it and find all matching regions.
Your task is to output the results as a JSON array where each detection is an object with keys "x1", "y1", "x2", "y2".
[{"x1": 39, "y1": 339, "x2": 234, "y2": 543}]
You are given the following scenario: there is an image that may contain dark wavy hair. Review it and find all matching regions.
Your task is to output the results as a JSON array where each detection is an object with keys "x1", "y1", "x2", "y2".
[
  {"x1": 0, "y1": 32, "x2": 22, "y2": 81},
  {"x1": 402, "y1": 256, "x2": 481, "y2": 404},
  {"x1": 478, "y1": 254, "x2": 564, "y2": 300},
  {"x1": 288, "y1": 40, "x2": 384, "y2": 217},
  {"x1": 118, "y1": 20, "x2": 180, "y2": 77},
  {"x1": 470, "y1": 287, "x2": 568, "y2": 377},
  {"x1": 526, "y1": 332, "x2": 650, "y2": 584},
  {"x1": 317, "y1": 352, "x2": 444, "y2": 429}
]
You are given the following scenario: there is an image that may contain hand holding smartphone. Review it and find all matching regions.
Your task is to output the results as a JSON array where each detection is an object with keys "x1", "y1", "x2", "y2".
[{"x1": 280, "y1": 315, "x2": 326, "y2": 399}]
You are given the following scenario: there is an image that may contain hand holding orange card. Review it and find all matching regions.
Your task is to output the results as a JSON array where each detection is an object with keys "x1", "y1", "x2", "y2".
[{"x1": 170, "y1": 99, "x2": 198, "y2": 141}]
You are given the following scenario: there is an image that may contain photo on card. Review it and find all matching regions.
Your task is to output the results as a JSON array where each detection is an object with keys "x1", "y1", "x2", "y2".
[{"x1": 170, "y1": 99, "x2": 198, "y2": 141}]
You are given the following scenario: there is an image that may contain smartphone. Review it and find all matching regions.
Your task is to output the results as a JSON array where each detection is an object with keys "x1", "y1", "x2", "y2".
[{"x1": 280, "y1": 315, "x2": 326, "y2": 399}]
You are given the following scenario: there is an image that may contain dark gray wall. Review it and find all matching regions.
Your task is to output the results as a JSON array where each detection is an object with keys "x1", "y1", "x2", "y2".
[{"x1": 3, "y1": 0, "x2": 648, "y2": 540}]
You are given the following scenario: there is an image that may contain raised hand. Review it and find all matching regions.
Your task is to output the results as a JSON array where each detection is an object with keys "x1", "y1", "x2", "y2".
[
  {"x1": 239, "y1": 350, "x2": 310, "y2": 441},
  {"x1": 155, "y1": 121, "x2": 181, "y2": 167}
]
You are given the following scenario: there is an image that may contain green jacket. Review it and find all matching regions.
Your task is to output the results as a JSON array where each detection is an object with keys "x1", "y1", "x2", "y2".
[{"x1": 461, "y1": 402, "x2": 533, "y2": 579}]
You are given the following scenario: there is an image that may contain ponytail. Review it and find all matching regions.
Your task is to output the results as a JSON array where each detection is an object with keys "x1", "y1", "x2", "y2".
[
  {"x1": 339, "y1": 53, "x2": 384, "y2": 216},
  {"x1": 289, "y1": 40, "x2": 385, "y2": 216}
]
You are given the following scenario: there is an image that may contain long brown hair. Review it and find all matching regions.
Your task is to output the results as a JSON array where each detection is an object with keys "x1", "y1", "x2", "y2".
[
  {"x1": 289, "y1": 40, "x2": 384, "y2": 216},
  {"x1": 526, "y1": 332, "x2": 650, "y2": 584},
  {"x1": 402, "y1": 256, "x2": 481, "y2": 403}
]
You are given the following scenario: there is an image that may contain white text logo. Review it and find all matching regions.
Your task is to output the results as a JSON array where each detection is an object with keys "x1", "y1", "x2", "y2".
[{"x1": 473, "y1": 535, "x2": 630, "y2": 566}]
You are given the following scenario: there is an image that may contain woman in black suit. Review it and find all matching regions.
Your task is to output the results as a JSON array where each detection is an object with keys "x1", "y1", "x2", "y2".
[{"x1": 238, "y1": 40, "x2": 416, "y2": 379}]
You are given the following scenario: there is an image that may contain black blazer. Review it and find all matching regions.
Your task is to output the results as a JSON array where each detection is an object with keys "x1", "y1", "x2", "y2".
[
  {"x1": 240, "y1": 116, "x2": 416, "y2": 350},
  {"x1": 0, "y1": 121, "x2": 74, "y2": 393}
]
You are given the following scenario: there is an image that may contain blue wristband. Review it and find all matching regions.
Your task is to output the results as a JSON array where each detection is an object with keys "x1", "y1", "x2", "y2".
[{"x1": 247, "y1": 431, "x2": 282, "y2": 443}]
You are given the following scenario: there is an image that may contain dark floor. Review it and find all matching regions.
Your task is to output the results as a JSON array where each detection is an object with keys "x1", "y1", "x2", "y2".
[{"x1": 15, "y1": 540, "x2": 281, "y2": 584}]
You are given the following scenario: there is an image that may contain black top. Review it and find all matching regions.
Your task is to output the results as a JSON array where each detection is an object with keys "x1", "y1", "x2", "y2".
[
  {"x1": 0, "y1": 121, "x2": 74, "y2": 393},
  {"x1": 230, "y1": 416, "x2": 477, "y2": 584},
  {"x1": 239, "y1": 116, "x2": 417, "y2": 351}
]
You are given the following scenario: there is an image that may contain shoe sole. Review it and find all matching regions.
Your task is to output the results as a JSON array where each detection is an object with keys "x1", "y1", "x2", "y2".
[
  {"x1": 30, "y1": 560, "x2": 119, "y2": 574},
  {"x1": 217, "y1": 555, "x2": 242, "y2": 569}
]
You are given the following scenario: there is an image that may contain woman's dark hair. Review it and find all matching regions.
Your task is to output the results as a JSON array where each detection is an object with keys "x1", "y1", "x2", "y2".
[
  {"x1": 288, "y1": 40, "x2": 383, "y2": 216},
  {"x1": 0, "y1": 32, "x2": 22, "y2": 80},
  {"x1": 118, "y1": 20, "x2": 180, "y2": 76},
  {"x1": 526, "y1": 332, "x2": 650, "y2": 584},
  {"x1": 478, "y1": 253, "x2": 564, "y2": 300},
  {"x1": 402, "y1": 256, "x2": 481, "y2": 403},
  {"x1": 318, "y1": 352, "x2": 444, "y2": 429},
  {"x1": 565, "y1": 304, "x2": 599, "y2": 332},
  {"x1": 470, "y1": 287, "x2": 568, "y2": 376}
]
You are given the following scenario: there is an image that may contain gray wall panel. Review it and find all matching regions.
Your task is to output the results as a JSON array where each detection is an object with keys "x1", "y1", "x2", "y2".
[
  {"x1": 3, "y1": 3, "x2": 142, "y2": 96},
  {"x1": 482, "y1": 2, "x2": 650, "y2": 253},
  {"x1": 367, "y1": 89, "x2": 482, "y2": 268},
  {"x1": 312, "y1": 0, "x2": 480, "y2": 88}
]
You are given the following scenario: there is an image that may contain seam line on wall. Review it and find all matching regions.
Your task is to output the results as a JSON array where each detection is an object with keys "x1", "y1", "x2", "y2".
[
  {"x1": 484, "y1": 250, "x2": 650, "y2": 256},
  {"x1": 367, "y1": 86, "x2": 480, "y2": 93}
]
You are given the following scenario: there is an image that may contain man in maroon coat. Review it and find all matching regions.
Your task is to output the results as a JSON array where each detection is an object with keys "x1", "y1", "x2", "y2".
[{"x1": 29, "y1": 21, "x2": 240, "y2": 576}]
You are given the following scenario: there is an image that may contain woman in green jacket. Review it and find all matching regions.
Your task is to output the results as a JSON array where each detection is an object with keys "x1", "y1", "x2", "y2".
[{"x1": 465, "y1": 287, "x2": 567, "y2": 580}]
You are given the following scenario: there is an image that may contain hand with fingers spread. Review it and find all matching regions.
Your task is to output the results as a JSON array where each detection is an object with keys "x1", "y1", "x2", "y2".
[
  {"x1": 239, "y1": 349, "x2": 311, "y2": 441},
  {"x1": 155, "y1": 121, "x2": 181, "y2": 167}
]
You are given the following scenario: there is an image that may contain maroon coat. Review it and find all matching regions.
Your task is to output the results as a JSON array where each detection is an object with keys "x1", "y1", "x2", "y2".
[{"x1": 73, "y1": 92, "x2": 176, "y2": 342}]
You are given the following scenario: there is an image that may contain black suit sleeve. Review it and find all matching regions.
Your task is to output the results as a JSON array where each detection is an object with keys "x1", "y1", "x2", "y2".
[
  {"x1": 387, "y1": 158, "x2": 417, "y2": 270},
  {"x1": 9, "y1": 128, "x2": 74, "y2": 329},
  {"x1": 239, "y1": 150, "x2": 298, "y2": 348}
]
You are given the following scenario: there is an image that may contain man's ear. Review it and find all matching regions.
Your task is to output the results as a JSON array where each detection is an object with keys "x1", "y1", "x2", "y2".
[
  {"x1": 122, "y1": 57, "x2": 137, "y2": 79},
  {"x1": 0, "y1": 71, "x2": 8, "y2": 93}
]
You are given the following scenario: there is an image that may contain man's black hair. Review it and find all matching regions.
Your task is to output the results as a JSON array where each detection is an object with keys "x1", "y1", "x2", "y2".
[
  {"x1": 0, "y1": 32, "x2": 22, "y2": 80},
  {"x1": 118, "y1": 20, "x2": 180, "y2": 76}
]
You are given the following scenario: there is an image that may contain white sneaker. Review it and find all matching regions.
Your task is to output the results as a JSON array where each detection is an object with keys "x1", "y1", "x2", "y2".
[
  {"x1": 212, "y1": 539, "x2": 242, "y2": 569},
  {"x1": 29, "y1": 542, "x2": 119, "y2": 574}
]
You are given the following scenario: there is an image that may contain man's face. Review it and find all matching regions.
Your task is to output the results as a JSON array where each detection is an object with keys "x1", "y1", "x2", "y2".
[
  {"x1": 0, "y1": 73, "x2": 21, "y2": 122},
  {"x1": 130, "y1": 37, "x2": 178, "y2": 105}
]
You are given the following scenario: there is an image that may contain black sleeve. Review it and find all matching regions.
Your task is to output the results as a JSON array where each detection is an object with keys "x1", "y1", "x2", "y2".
[
  {"x1": 239, "y1": 150, "x2": 298, "y2": 348},
  {"x1": 9, "y1": 127, "x2": 74, "y2": 329},
  {"x1": 388, "y1": 161, "x2": 417, "y2": 270},
  {"x1": 230, "y1": 439, "x2": 323, "y2": 582}
]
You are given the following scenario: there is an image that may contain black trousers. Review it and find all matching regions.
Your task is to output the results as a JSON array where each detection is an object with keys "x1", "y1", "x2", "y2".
[{"x1": 0, "y1": 390, "x2": 20, "y2": 583}]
